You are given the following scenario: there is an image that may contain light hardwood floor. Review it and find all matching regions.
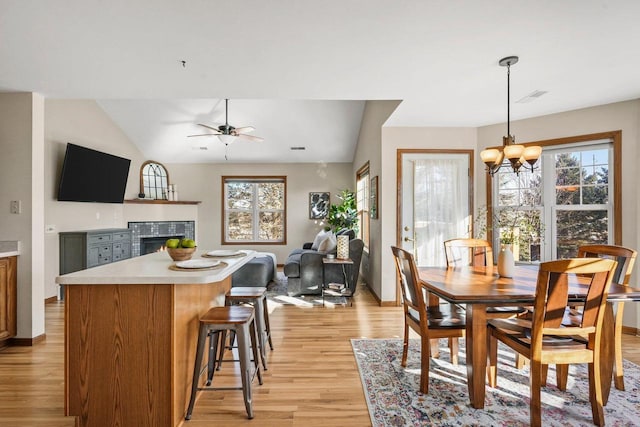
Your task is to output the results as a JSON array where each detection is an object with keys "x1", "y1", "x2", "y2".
[{"x1": 1, "y1": 285, "x2": 640, "y2": 427}]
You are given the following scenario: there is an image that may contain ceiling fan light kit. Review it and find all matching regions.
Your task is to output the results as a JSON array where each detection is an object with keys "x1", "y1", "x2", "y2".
[{"x1": 481, "y1": 56, "x2": 542, "y2": 176}]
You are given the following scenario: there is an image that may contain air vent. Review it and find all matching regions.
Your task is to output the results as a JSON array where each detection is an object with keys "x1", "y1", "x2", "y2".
[
  {"x1": 290, "y1": 146, "x2": 306, "y2": 151},
  {"x1": 516, "y1": 90, "x2": 548, "y2": 103}
]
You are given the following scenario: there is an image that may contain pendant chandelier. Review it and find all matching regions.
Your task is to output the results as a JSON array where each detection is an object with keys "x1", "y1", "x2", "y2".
[{"x1": 480, "y1": 56, "x2": 541, "y2": 176}]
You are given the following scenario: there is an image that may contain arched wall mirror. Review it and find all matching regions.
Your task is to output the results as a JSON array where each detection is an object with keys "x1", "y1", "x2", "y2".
[{"x1": 139, "y1": 161, "x2": 170, "y2": 200}]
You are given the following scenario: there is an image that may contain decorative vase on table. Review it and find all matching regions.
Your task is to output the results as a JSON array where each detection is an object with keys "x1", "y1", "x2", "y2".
[
  {"x1": 337, "y1": 235, "x2": 349, "y2": 259},
  {"x1": 497, "y1": 244, "x2": 515, "y2": 278}
]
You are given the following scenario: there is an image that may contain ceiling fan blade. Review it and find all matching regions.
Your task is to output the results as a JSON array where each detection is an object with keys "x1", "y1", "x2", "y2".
[
  {"x1": 197, "y1": 123, "x2": 222, "y2": 133},
  {"x1": 233, "y1": 126, "x2": 255, "y2": 134},
  {"x1": 187, "y1": 133, "x2": 218, "y2": 138},
  {"x1": 237, "y1": 134, "x2": 264, "y2": 142}
]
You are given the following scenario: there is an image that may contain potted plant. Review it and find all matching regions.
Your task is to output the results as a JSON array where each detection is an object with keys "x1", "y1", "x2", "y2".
[{"x1": 327, "y1": 189, "x2": 359, "y2": 234}]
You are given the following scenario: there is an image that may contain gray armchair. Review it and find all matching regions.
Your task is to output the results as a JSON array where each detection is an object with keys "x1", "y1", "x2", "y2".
[{"x1": 284, "y1": 238, "x2": 364, "y2": 296}]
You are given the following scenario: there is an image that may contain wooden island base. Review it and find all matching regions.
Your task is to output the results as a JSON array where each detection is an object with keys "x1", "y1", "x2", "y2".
[{"x1": 65, "y1": 278, "x2": 230, "y2": 427}]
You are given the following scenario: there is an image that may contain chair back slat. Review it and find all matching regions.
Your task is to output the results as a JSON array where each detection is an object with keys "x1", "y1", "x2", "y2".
[
  {"x1": 578, "y1": 244, "x2": 637, "y2": 285},
  {"x1": 532, "y1": 258, "x2": 617, "y2": 351},
  {"x1": 444, "y1": 238, "x2": 493, "y2": 267},
  {"x1": 391, "y1": 246, "x2": 425, "y2": 315},
  {"x1": 542, "y1": 271, "x2": 569, "y2": 328}
]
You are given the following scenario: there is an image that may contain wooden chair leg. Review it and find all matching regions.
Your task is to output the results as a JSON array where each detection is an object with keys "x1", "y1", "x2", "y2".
[
  {"x1": 487, "y1": 334, "x2": 498, "y2": 388},
  {"x1": 588, "y1": 360, "x2": 606, "y2": 426},
  {"x1": 401, "y1": 322, "x2": 409, "y2": 367},
  {"x1": 448, "y1": 337, "x2": 459, "y2": 365},
  {"x1": 419, "y1": 335, "x2": 430, "y2": 394},
  {"x1": 530, "y1": 361, "x2": 543, "y2": 427},
  {"x1": 555, "y1": 364, "x2": 569, "y2": 391},
  {"x1": 430, "y1": 339, "x2": 440, "y2": 358},
  {"x1": 541, "y1": 364, "x2": 549, "y2": 387},
  {"x1": 515, "y1": 353, "x2": 528, "y2": 369},
  {"x1": 614, "y1": 303, "x2": 625, "y2": 391}
]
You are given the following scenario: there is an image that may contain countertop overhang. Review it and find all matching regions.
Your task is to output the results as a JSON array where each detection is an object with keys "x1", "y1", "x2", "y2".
[
  {"x1": 56, "y1": 250, "x2": 256, "y2": 285},
  {"x1": 0, "y1": 241, "x2": 20, "y2": 257}
]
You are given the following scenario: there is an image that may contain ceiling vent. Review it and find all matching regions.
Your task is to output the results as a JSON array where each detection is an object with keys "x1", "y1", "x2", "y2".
[{"x1": 290, "y1": 146, "x2": 306, "y2": 151}]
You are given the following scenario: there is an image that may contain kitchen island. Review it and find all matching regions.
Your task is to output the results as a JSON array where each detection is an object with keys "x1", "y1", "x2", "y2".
[{"x1": 56, "y1": 250, "x2": 256, "y2": 427}]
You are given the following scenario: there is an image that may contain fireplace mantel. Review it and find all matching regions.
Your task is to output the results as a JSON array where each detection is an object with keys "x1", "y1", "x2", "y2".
[{"x1": 124, "y1": 199, "x2": 201, "y2": 205}]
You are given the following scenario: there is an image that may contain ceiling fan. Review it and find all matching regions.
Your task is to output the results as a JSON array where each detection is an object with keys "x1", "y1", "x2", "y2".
[{"x1": 187, "y1": 99, "x2": 264, "y2": 144}]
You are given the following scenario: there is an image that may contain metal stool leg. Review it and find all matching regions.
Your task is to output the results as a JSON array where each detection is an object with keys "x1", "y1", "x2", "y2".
[
  {"x1": 253, "y1": 297, "x2": 268, "y2": 370},
  {"x1": 263, "y1": 295, "x2": 274, "y2": 351},
  {"x1": 236, "y1": 323, "x2": 255, "y2": 419},
  {"x1": 186, "y1": 323, "x2": 209, "y2": 420},
  {"x1": 206, "y1": 331, "x2": 220, "y2": 386}
]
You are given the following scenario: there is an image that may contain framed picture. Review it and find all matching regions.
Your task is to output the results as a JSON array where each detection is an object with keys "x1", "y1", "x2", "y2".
[
  {"x1": 309, "y1": 192, "x2": 330, "y2": 219},
  {"x1": 370, "y1": 176, "x2": 378, "y2": 219}
]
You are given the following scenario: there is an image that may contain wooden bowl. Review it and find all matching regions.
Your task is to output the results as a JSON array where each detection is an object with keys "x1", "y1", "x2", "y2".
[{"x1": 167, "y1": 247, "x2": 196, "y2": 261}]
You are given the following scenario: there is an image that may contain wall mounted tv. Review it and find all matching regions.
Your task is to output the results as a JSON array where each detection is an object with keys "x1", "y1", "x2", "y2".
[{"x1": 57, "y1": 143, "x2": 131, "y2": 203}]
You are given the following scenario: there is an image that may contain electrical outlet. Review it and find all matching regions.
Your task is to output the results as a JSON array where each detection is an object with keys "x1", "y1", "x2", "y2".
[{"x1": 10, "y1": 200, "x2": 21, "y2": 214}]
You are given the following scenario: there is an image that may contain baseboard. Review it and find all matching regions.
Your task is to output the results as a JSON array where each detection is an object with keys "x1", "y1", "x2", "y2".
[
  {"x1": 11, "y1": 333, "x2": 46, "y2": 346},
  {"x1": 45, "y1": 296, "x2": 58, "y2": 304},
  {"x1": 622, "y1": 326, "x2": 640, "y2": 336},
  {"x1": 366, "y1": 284, "x2": 398, "y2": 307}
]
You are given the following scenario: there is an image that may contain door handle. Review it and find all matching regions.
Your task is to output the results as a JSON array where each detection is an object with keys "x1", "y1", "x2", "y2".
[{"x1": 404, "y1": 236, "x2": 414, "y2": 242}]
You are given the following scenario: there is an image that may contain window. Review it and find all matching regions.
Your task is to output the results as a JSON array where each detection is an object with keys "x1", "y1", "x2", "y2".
[
  {"x1": 356, "y1": 163, "x2": 370, "y2": 248},
  {"x1": 488, "y1": 132, "x2": 620, "y2": 262},
  {"x1": 222, "y1": 176, "x2": 286, "y2": 244}
]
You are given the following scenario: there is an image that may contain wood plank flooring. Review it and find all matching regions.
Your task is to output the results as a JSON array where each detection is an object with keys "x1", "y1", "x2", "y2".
[{"x1": 1, "y1": 285, "x2": 640, "y2": 426}]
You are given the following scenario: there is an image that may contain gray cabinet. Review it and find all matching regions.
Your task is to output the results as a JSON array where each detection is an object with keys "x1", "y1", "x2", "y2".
[{"x1": 59, "y1": 229, "x2": 132, "y2": 297}]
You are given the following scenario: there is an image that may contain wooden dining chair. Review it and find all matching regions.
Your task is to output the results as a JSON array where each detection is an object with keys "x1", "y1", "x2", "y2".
[
  {"x1": 391, "y1": 246, "x2": 465, "y2": 394},
  {"x1": 444, "y1": 238, "x2": 528, "y2": 320},
  {"x1": 571, "y1": 244, "x2": 637, "y2": 391},
  {"x1": 487, "y1": 258, "x2": 618, "y2": 427}
]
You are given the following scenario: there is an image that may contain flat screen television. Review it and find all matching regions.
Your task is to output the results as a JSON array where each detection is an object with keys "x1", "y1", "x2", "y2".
[{"x1": 57, "y1": 143, "x2": 131, "y2": 203}]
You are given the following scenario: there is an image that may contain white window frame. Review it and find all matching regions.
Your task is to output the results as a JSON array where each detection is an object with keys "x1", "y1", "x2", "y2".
[{"x1": 487, "y1": 132, "x2": 621, "y2": 263}]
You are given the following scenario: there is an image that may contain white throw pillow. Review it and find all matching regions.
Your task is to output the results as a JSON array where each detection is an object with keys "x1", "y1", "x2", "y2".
[
  {"x1": 317, "y1": 233, "x2": 337, "y2": 253},
  {"x1": 311, "y1": 229, "x2": 330, "y2": 250}
]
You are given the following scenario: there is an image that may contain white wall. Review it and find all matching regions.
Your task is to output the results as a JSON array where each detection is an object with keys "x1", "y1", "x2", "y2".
[
  {"x1": 352, "y1": 100, "x2": 401, "y2": 299},
  {"x1": 477, "y1": 99, "x2": 640, "y2": 329},
  {"x1": 0, "y1": 92, "x2": 46, "y2": 339}
]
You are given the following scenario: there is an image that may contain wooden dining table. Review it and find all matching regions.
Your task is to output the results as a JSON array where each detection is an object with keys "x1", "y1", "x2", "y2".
[{"x1": 418, "y1": 264, "x2": 640, "y2": 409}]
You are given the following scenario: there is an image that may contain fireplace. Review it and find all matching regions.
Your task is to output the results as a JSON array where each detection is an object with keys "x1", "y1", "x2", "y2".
[
  {"x1": 140, "y1": 235, "x2": 184, "y2": 255},
  {"x1": 128, "y1": 221, "x2": 195, "y2": 257}
]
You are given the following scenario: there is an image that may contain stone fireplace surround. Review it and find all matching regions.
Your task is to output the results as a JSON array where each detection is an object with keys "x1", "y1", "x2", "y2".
[{"x1": 128, "y1": 221, "x2": 195, "y2": 257}]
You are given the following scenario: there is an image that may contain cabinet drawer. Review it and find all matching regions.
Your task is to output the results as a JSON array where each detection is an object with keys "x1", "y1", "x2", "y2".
[
  {"x1": 88, "y1": 234, "x2": 112, "y2": 245},
  {"x1": 112, "y1": 232, "x2": 131, "y2": 242}
]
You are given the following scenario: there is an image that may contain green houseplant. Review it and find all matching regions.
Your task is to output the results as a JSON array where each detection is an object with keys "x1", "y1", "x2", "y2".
[{"x1": 326, "y1": 189, "x2": 359, "y2": 234}]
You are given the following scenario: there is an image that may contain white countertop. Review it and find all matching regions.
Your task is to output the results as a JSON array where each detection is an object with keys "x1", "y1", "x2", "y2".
[
  {"x1": 56, "y1": 250, "x2": 257, "y2": 285},
  {"x1": 0, "y1": 241, "x2": 20, "y2": 257}
]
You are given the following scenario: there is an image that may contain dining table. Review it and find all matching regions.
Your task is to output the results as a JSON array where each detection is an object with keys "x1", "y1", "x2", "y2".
[{"x1": 418, "y1": 264, "x2": 640, "y2": 409}]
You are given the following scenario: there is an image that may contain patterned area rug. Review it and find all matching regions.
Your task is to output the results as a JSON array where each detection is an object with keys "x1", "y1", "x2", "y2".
[{"x1": 351, "y1": 338, "x2": 640, "y2": 426}]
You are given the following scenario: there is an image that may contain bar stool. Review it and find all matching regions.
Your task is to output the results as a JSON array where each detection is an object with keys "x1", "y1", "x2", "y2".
[
  {"x1": 185, "y1": 305, "x2": 262, "y2": 420},
  {"x1": 217, "y1": 286, "x2": 274, "y2": 372}
]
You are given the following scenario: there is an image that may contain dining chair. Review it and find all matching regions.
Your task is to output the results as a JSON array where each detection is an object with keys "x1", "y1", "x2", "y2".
[
  {"x1": 487, "y1": 257, "x2": 618, "y2": 427},
  {"x1": 391, "y1": 246, "x2": 465, "y2": 394},
  {"x1": 570, "y1": 244, "x2": 637, "y2": 391},
  {"x1": 444, "y1": 238, "x2": 528, "y2": 317}
]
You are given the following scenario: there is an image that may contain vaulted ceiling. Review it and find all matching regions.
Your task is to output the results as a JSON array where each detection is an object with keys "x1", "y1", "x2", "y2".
[{"x1": 2, "y1": 1, "x2": 639, "y2": 163}]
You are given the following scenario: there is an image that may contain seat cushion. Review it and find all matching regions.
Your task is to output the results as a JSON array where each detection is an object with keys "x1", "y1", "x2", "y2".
[{"x1": 232, "y1": 256, "x2": 274, "y2": 288}]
